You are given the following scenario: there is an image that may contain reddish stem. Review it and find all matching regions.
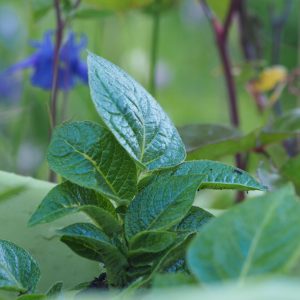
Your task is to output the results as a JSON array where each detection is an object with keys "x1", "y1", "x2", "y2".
[
  {"x1": 200, "y1": 0, "x2": 245, "y2": 201},
  {"x1": 48, "y1": 0, "x2": 65, "y2": 182},
  {"x1": 50, "y1": 0, "x2": 64, "y2": 129}
]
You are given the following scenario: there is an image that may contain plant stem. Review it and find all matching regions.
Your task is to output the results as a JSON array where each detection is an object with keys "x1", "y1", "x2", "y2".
[
  {"x1": 49, "y1": 0, "x2": 65, "y2": 182},
  {"x1": 149, "y1": 4, "x2": 160, "y2": 97},
  {"x1": 200, "y1": 0, "x2": 245, "y2": 202},
  {"x1": 200, "y1": 0, "x2": 240, "y2": 128}
]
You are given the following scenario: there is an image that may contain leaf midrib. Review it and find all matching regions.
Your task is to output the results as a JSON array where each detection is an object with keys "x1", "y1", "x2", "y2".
[
  {"x1": 147, "y1": 176, "x2": 204, "y2": 232},
  {"x1": 99, "y1": 77, "x2": 147, "y2": 163}
]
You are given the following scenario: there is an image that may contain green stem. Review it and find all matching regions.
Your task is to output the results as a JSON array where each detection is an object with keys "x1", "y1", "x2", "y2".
[{"x1": 149, "y1": 7, "x2": 160, "y2": 97}]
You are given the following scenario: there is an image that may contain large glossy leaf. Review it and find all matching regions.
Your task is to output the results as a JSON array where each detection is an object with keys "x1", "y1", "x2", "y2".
[
  {"x1": 153, "y1": 161, "x2": 265, "y2": 191},
  {"x1": 124, "y1": 173, "x2": 206, "y2": 240},
  {"x1": 87, "y1": 52, "x2": 186, "y2": 170},
  {"x1": 181, "y1": 124, "x2": 294, "y2": 160},
  {"x1": 0, "y1": 171, "x2": 99, "y2": 291},
  {"x1": 187, "y1": 185, "x2": 300, "y2": 283},
  {"x1": 47, "y1": 121, "x2": 137, "y2": 203},
  {"x1": 59, "y1": 223, "x2": 128, "y2": 286},
  {"x1": 28, "y1": 182, "x2": 120, "y2": 235},
  {"x1": 0, "y1": 240, "x2": 40, "y2": 293}
]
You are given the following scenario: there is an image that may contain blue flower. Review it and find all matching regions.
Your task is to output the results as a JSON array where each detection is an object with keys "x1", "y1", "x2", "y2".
[{"x1": 4, "y1": 31, "x2": 88, "y2": 91}]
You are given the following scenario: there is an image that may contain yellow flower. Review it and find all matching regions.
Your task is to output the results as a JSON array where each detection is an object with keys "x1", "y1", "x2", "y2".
[{"x1": 252, "y1": 66, "x2": 287, "y2": 92}]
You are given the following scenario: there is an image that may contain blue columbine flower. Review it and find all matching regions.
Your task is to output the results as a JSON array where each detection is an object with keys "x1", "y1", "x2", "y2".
[{"x1": 4, "y1": 31, "x2": 88, "y2": 91}]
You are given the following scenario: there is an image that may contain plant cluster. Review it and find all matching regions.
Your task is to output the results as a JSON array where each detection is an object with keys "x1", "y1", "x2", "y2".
[{"x1": 0, "y1": 52, "x2": 266, "y2": 297}]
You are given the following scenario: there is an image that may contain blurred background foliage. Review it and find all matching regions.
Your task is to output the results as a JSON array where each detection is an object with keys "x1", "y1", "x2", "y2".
[{"x1": 0, "y1": 0, "x2": 299, "y2": 192}]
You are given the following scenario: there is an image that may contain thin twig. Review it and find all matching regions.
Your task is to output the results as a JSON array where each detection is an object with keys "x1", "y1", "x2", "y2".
[
  {"x1": 49, "y1": 0, "x2": 65, "y2": 182},
  {"x1": 199, "y1": 0, "x2": 245, "y2": 202},
  {"x1": 199, "y1": 0, "x2": 240, "y2": 127},
  {"x1": 223, "y1": 0, "x2": 239, "y2": 40},
  {"x1": 50, "y1": 0, "x2": 65, "y2": 129}
]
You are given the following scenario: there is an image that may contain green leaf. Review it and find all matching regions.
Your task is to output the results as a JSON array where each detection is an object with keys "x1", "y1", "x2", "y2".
[
  {"x1": 270, "y1": 108, "x2": 300, "y2": 132},
  {"x1": 173, "y1": 206, "x2": 213, "y2": 239},
  {"x1": 191, "y1": 160, "x2": 265, "y2": 191},
  {"x1": 47, "y1": 121, "x2": 137, "y2": 203},
  {"x1": 0, "y1": 171, "x2": 99, "y2": 291},
  {"x1": 179, "y1": 124, "x2": 240, "y2": 153},
  {"x1": 124, "y1": 172, "x2": 206, "y2": 240},
  {"x1": 0, "y1": 240, "x2": 40, "y2": 293},
  {"x1": 46, "y1": 282, "x2": 63, "y2": 299},
  {"x1": 129, "y1": 231, "x2": 176, "y2": 256},
  {"x1": 28, "y1": 182, "x2": 121, "y2": 235},
  {"x1": 0, "y1": 185, "x2": 26, "y2": 204},
  {"x1": 182, "y1": 124, "x2": 294, "y2": 160},
  {"x1": 30, "y1": 0, "x2": 52, "y2": 20},
  {"x1": 87, "y1": 52, "x2": 186, "y2": 170},
  {"x1": 187, "y1": 185, "x2": 300, "y2": 283},
  {"x1": 153, "y1": 161, "x2": 265, "y2": 191},
  {"x1": 157, "y1": 239, "x2": 191, "y2": 274},
  {"x1": 125, "y1": 159, "x2": 261, "y2": 245},
  {"x1": 59, "y1": 223, "x2": 128, "y2": 286},
  {"x1": 281, "y1": 154, "x2": 300, "y2": 188}
]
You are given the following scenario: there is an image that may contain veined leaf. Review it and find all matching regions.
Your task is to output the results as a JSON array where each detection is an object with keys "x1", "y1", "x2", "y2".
[
  {"x1": 187, "y1": 185, "x2": 300, "y2": 283},
  {"x1": 126, "y1": 155, "x2": 259, "y2": 255},
  {"x1": 59, "y1": 223, "x2": 128, "y2": 286},
  {"x1": 47, "y1": 121, "x2": 137, "y2": 203},
  {"x1": 0, "y1": 240, "x2": 40, "y2": 293},
  {"x1": 153, "y1": 161, "x2": 265, "y2": 191},
  {"x1": 129, "y1": 231, "x2": 176, "y2": 256},
  {"x1": 173, "y1": 206, "x2": 213, "y2": 239},
  {"x1": 190, "y1": 160, "x2": 264, "y2": 191},
  {"x1": 87, "y1": 52, "x2": 186, "y2": 171},
  {"x1": 46, "y1": 282, "x2": 63, "y2": 299},
  {"x1": 28, "y1": 182, "x2": 121, "y2": 235},
  {"x1": 124, "y1": 173, "x2": 206, "y2": 240}
]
